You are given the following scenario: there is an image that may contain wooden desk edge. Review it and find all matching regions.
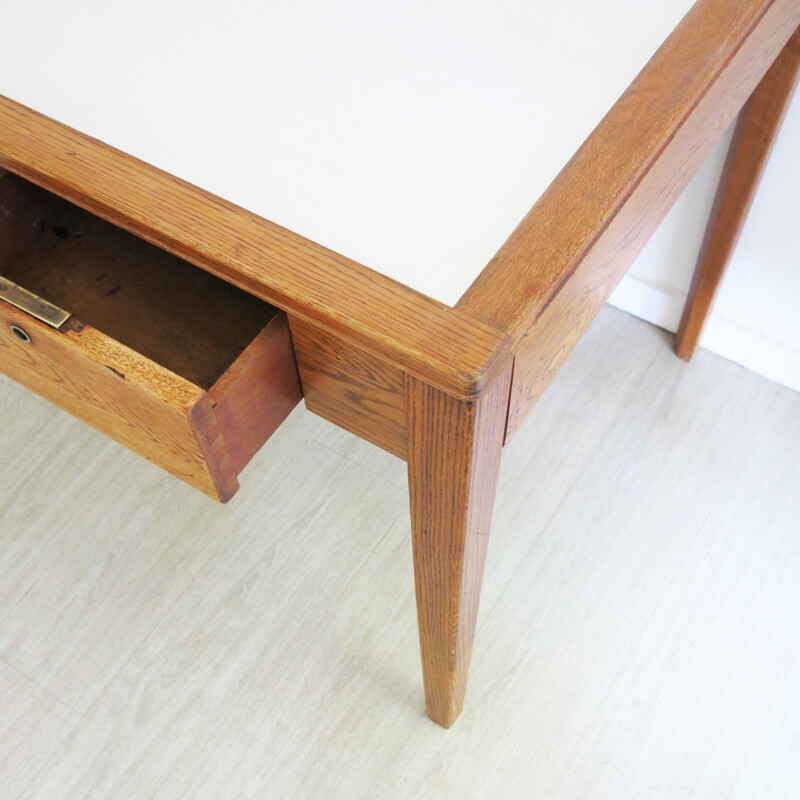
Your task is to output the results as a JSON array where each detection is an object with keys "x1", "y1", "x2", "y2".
[{"x1": 0, "y1": 95, "x2": 510, "y2": 403}]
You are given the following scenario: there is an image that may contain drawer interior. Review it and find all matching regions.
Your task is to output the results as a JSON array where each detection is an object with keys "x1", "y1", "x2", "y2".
[{"x1": 0, "y1": 171, "x2": 278, "y2": 389}]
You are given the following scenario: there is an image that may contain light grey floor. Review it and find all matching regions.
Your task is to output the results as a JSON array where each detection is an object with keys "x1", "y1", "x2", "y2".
[{"x1": 1, "y1": 307, "x2": 798, "y2": 799}]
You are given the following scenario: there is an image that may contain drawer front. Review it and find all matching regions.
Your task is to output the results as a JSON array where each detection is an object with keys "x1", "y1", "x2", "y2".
[{"x1": 0, "y1": 300, "x2": 237, "y2": 500}]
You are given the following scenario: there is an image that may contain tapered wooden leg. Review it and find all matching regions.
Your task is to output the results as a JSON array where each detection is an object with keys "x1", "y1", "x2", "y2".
[
  {"x1": 675, "y1": 27, "x2": 800, "y2": 361},
  {"x1": 405, "y1": 365, "x2": 511, "y2": 727}
]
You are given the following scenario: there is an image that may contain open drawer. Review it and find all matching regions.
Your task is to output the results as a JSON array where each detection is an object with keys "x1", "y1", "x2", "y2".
[{"x1": 0, "y1": 171, "x2": 301, "y2": 501}]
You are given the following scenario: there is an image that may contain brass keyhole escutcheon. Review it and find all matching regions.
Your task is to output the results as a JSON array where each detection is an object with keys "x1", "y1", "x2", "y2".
[{"x1": 10, "y1": 324, "x2": 31, "y2": 343}]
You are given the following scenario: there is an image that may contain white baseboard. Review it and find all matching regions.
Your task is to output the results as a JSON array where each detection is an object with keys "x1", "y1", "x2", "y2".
[{"x1": 608, "y1": 274, "x2": 800, "y2": 394}]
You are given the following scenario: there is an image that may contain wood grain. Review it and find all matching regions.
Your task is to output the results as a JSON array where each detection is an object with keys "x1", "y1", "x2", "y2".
[
  {"x1": 0, "y1": 299, "x2": 235, "y2": 500},
  {"x1": 458, "y1": 0, "x2": 800, "y2": 438},
  {"x1": 0, "y1": 298, "x2": 300, "y2": 500},
  {"x1": 289, "y1": 316, "x2": 407, "y2": 459},
  {"x1": 675, "y1": 25, "x2": 800, "y2": 360},
  {"x1": 209, "y1": 314, "x2": 303, "y2": 475},
  {"x1": 0, "y1": 96, "x2": 509, "y2": 401},
  {"x1": 406, "y1": 363, "x2": 511, "y2": 727}
]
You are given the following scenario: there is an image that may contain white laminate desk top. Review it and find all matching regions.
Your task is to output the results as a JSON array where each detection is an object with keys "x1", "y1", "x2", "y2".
[{"x1": 2, "y1": 0, "x2": 696, "y2": 306}]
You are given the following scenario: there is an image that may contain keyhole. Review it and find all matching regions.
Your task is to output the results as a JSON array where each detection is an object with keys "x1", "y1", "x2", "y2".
[{"x1": 10, "y1": 325, "x2": 31, "y2": 343}]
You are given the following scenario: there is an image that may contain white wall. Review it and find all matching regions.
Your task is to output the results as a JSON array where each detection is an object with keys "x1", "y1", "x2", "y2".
[{"x1": 609, "y1": 93, "x2": 800, "y2": 392}]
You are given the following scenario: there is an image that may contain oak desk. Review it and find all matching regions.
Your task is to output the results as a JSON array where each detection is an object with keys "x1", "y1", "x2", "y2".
[{"x1": 1, "y1": 0, "x2": 798, "y2": 727}]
